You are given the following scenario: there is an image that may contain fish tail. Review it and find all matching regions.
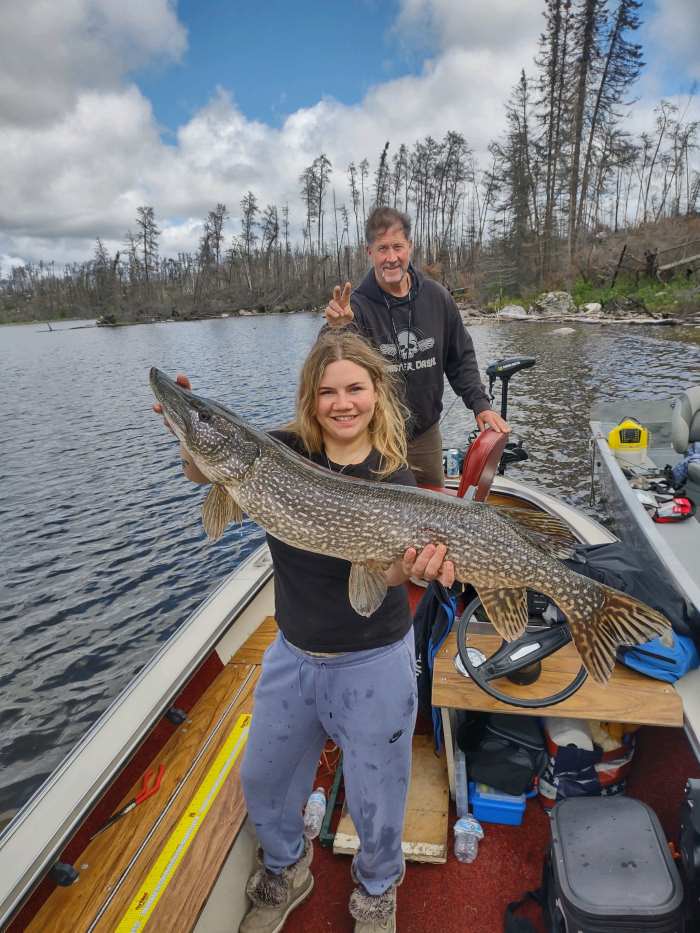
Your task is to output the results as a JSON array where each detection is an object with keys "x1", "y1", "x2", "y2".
[{"x1": 564, "y1": 583, "x2": 672, "y2": 685}]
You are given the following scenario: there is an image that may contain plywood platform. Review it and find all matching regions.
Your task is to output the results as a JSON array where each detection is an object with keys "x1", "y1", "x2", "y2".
[
  {"x1": 333, "y1": 734, "x2": 449, "y2": 864},
  {"x1": 433, "y1": 631, "x2": 684, "y2": 725}
]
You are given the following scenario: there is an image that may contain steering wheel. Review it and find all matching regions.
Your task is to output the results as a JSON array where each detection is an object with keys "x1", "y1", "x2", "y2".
[{"x1": 456, "y1": 595, "x2": 588, "y2": 708}]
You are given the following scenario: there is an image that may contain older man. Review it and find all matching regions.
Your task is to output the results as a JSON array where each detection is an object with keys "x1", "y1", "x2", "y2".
[{"x1": 325, "y1": 205, "x2": 508, "y2": 484}]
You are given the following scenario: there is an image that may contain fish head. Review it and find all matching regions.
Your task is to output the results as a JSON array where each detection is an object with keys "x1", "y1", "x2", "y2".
[{"x1": 150, "y1": 368, "x2": 260, "y2": 483}]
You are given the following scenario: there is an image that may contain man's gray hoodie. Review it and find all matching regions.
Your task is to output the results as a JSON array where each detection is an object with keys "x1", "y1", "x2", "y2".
[{"x1": 349, "y1": 264, "x2": 490, "y2": 439}]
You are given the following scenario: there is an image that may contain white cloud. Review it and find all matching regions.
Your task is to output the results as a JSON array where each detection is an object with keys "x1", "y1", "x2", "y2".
[
  {"x1": 0, "y1": 254, "x2": 25, "y2": 271},
  {"x1": 0, "y1": 0, "x2": 696, "y2": 267},
  {"x1": 395, "y1": 0, "x2": 544, "y2": 54},
  {"x1": 1, "y1": 48, "x2": 540, "y2": 265},
  {"x1": 0, "y1": 0, "x2": 186, "y2": 127}
]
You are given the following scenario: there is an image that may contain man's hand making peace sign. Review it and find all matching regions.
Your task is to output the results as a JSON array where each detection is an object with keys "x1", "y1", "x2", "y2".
[{"x1": 324, "y1": 282, "x2": 354, "y2": 326}]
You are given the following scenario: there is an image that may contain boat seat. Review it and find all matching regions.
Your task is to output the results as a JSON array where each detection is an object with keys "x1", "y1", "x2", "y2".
[
  {"x1": 672, "y1": 387, "x2": 700, "y2": 482},
  {"x1": 457, "y1": 429, "x2": 509, "y2": 500}
]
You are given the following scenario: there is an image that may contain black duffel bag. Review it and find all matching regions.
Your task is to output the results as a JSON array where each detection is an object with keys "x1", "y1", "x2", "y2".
[{"x1": 458, "y1": 713, "x2": 546, "y2": 796}]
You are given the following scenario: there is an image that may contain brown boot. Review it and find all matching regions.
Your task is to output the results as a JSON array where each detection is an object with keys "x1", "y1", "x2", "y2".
[
  {"x1": 348, "y1": 884, "x2": 397, "y2": 933},
  {"x1": 239, "y1": 839, "x2": 314, "y2": 933}
]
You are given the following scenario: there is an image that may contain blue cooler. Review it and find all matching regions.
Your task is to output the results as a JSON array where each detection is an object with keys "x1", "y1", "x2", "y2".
[{"x1": 468, "y1": 781, "x2": 532, "y2": 826}]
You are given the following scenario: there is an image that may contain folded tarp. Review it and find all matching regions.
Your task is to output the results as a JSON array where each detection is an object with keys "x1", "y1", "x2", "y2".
[{"x1": 564, "y1": 541, "x2": 700, "y2": 649}]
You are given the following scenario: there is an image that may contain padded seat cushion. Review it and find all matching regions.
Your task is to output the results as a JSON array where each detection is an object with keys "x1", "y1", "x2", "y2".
[{"x1": 672, "y1": 386, "x2": 700, "y2": 453}]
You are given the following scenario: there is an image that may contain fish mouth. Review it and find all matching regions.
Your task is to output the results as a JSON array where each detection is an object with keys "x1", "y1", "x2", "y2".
[{"x1": 149, "y1": 367, "x2": 192, "y2": 436}]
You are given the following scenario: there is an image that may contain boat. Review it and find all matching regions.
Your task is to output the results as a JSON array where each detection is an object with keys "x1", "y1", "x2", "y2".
[
  {"x1": 2, "y1": 362, "x2": 699, "y2": 932},
  {"x1": 590, "y1": 387, "x2": 700, "y2": 757}
]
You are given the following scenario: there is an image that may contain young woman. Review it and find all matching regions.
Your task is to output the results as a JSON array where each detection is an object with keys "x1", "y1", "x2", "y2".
[{"x1": 158, "y1": 331, "x2": 453, "y2": 933}]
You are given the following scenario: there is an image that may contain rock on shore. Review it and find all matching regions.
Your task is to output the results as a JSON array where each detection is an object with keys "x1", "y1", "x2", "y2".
[{"x1": 474, "y1": 290, "x2": 683, "y2": 326}]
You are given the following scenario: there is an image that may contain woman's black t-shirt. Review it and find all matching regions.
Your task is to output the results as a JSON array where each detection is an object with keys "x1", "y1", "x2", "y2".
[{"x1": 266, "y1": 430, "x2": 417, "y2": 652}]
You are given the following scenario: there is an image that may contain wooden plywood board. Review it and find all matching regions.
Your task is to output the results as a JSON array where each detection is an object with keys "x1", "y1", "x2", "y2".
[
  {"x1": 28, "y1": 661, "x2": 259, "y2": 933},
  {"x1": 433, "y1": 631, "x2": 683, "y2": 726},
  {"x1": 333, "y1": 734, "x2": 448, "y2": 864}
]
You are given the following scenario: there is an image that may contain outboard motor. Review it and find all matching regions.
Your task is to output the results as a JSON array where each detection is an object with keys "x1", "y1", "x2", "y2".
[{"x1": 485, "y1": 356, "x2": 536, "y2": 475}]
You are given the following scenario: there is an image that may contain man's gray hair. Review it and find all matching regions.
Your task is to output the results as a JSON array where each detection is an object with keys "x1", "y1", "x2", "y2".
[{"x1": 365, "y1": 207, "x2": 411, "y2": 244}]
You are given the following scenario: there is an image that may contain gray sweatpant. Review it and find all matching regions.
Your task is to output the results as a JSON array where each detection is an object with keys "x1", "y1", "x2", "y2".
[{"x1": 240, "y1": 626, "x2": 417, "y2": 896}]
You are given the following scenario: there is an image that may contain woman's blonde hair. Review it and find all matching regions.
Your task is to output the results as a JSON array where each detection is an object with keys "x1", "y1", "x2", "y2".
[{"x1": 287, "y1": 329, "x2": 409, "y2": 477}]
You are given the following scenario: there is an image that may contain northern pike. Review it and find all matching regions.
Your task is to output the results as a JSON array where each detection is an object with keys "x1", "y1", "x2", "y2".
[{"x1": 150, "y1": 368, "x2": 670, "y2": 684}]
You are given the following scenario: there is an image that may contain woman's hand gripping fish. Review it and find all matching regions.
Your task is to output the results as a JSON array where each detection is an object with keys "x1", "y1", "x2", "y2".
[{"x1": 150, "y1": 368, "x2": 671, "y2": 685}]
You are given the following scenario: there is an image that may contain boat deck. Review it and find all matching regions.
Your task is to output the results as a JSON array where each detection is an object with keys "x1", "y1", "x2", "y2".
[
  {"x1": 22, "y1": 597, "x2": 700, "y2": 933},
  {"x1": 23, "y1": 622, "x2": 275, "y2": 933},
  {"x1": 8, "y1": 475, "x2": 700, "y2": 932},
  {"x1": 277, "y1": 726, "x2": 699, "y2": 933}
]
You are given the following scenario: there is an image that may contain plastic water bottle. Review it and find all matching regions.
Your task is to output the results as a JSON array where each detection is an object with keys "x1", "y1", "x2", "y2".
[
  {"x1": 453, "y1": 816, "x2": 484, "y2": 863},
  {"x1": 454, "y1": 745, "x2": 469, "y2": 819},
  {"x1": 303, "y1": 787, "x2": 326, "y2": 839}
]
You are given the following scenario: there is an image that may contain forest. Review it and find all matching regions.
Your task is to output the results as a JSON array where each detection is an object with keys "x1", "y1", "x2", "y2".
[{"x1": 2, "y1": 0, "x2": 698, "y2": 324}]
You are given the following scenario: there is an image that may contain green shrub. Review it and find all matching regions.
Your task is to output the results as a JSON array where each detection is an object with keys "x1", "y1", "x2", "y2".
[{"x1": 571, "y1": 273, "x2": 697, "y2": 312}]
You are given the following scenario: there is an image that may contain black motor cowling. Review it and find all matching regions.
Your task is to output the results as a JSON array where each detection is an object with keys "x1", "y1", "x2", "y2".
[{"x1": 485, "y1": 356, "x2": 536, "y2": 381}]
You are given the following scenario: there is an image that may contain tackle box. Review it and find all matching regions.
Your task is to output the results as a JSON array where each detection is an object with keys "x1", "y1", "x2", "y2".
[{"x1": 546, "y1": 796, "x2": 685, "y2": 931}]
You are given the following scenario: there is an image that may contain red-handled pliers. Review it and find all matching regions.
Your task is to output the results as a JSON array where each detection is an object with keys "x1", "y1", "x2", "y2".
[{"x1": 90, "y1": 764, "x2": 165, "y2": 840}]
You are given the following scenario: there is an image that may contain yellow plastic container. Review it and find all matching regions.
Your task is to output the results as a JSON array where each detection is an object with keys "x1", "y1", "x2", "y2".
[{"x1": 607, "y1": 418, "x2": 649, "y2": 451}]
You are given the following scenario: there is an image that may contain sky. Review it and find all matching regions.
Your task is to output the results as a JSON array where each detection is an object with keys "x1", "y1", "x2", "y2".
[{"x1": 1, "y1": 0, "x2": 698, "y2": 269}]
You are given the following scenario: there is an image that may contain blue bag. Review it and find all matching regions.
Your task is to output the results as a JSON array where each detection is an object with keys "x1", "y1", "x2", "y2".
[
  {"x1": 617, "y1": 632, "x2": 699, "y2": 683},
  {"x1": 671, "y1": 441, "x2": 700, "y2": 487}
]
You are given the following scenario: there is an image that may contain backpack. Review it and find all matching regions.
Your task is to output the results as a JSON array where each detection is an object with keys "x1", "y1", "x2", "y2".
[
  {"x1": 459, "y1": 714, "x2": 547, "y2": 797},
  {"x1": 412, "y1": 581, "x2": 457, "y2": 752}
]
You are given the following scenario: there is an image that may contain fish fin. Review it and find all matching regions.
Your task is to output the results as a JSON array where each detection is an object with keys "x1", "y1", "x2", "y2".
[
  {"x1": 349, "y1": 562, "x2": 389, "y2": 618},
  {"x1": 514, "y1": 529, "x2": 576, "y2": 561},
  {"x1": 494, "y1": 506, "x2": 577, "y2": 559},
  {"x1": 202, "y1": 485, "x2": 243, "y2": 540},
  {"x1": 474, "y1": 586, "x2": 529, "y2": 641},
  {"x1": 493, "y1": 504, "x2": 576, "y2": 540},
  {"x1": 566, "y1": 584, "x2": 672, "y2": 685}
]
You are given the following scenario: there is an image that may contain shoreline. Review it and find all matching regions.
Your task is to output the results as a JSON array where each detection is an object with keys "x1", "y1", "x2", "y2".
[{"x1": 4, "y1": 303, "x2": 700, "y2": 329}]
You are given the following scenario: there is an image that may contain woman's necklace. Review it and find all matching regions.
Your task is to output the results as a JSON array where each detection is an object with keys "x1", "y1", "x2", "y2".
[{"x1": 325, "y1": 452, "x2": 350, "y2": 474}]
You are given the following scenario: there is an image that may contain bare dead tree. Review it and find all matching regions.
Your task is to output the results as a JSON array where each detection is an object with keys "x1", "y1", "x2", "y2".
[
  {"x1": 135, "y1": 206, "x2": 160, "y2": 283},
  {"x1": 573, "y1": 0, "x2": 643, "y2": 241},
  {"x1": 567, "y1": 0, "x2": 603, "y2": 263},
  {"x1": 372, "y1": 141, "x2": 391, "y2": 208},
  {"x1": 347, "y1": 162, "x2": 361, "y2": 246}
]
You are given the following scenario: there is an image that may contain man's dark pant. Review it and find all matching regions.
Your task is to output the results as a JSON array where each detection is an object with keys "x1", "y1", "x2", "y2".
[{"x1": 408, "y1": 421, "x2": 444, "y2": 485}]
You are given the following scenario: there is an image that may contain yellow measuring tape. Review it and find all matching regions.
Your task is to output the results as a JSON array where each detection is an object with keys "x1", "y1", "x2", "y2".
[{"x1": 116, "y1": 712, "x2": 251, "y2": 932}]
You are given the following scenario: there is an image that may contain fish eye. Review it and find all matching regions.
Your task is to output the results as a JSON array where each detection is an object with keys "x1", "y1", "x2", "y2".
[{"x1": 198, "y1": 410, "x2": 211, "y2": 423}]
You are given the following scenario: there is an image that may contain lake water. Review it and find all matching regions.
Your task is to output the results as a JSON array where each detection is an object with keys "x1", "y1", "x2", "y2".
[{"x1": 1, "y1": 313, "x2": 699, "y2": 819}]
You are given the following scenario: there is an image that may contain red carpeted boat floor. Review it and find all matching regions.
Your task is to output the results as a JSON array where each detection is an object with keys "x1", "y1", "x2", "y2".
[{"x1": 284, "y1": 725, "x2": 699, "y2": 933}]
